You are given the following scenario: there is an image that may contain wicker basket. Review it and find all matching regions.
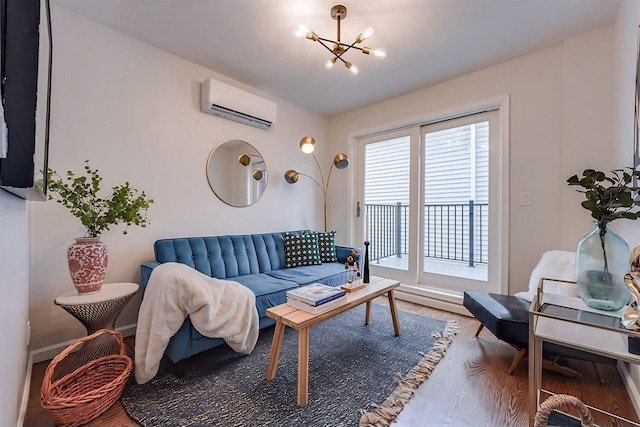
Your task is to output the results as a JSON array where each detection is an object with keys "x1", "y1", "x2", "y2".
[
  {"x1": 40, "y1": 329, "x2": 133, "y2": 427},
  {"x1": 534, "y1": 394, "x2": 595, "y2": 427}
]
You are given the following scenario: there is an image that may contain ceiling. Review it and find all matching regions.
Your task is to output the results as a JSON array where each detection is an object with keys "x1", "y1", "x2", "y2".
[{"x1": 53, "y1": 0, "x2": 621, "y2": 117}]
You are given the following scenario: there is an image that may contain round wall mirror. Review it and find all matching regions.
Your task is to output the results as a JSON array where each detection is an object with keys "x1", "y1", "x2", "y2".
[{"x1": 206, "y1": 140, "x2": 267, "y2": 207}]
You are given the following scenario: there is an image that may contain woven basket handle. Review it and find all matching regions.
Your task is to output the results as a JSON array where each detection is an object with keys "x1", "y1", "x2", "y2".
[
  {"x1": 43, "y1": 329, "x2": 126, "y2": 380},
  {"x1": 534, "y1": 394, "x2": 595, "y2": 427}
]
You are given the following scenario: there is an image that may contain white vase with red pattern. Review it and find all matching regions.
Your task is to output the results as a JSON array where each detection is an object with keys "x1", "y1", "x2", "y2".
[{"x1": 67, "y1": 237, "x2": 109, "y2": 294}]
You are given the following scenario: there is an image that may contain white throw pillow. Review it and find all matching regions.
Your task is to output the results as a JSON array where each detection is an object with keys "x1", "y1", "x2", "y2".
[{"x1": 514, "y1": 250, "x2": 578, "y2": 302}]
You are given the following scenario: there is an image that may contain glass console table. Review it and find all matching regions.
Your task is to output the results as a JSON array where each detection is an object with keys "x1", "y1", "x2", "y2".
[{"x1": 528, "y1": 278, "x2": 640, "y2": 427}]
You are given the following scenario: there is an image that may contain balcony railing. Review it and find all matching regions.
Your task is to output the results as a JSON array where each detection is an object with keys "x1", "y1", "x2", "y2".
[{"x1": 364, "y1": 201, "x2": 488, "y2": 266}]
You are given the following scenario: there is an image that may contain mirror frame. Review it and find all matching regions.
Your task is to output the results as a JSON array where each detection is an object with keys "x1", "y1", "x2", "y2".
[{"x1": 206, "y1": 139, "x2": 267, "y2": 207}]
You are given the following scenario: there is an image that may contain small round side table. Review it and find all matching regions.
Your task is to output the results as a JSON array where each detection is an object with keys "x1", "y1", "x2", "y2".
[
  {"x1": 55, "y1": 282, "x2": 139, "y2": 334},
  {"x1": 53, "y1": 282, "x2": 139, "y2": 379}
]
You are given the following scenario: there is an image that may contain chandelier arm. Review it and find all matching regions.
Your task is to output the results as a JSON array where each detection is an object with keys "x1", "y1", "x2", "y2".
[
  {"x1": 316, "y1": 39, "x2": 356, "y2": 65},
  {"x1": 333, "y1": 54, "x2": 348, "y2": 65},
  {"x1": 317, "y1": 37, "x2": 336, "y2": 44},
  {"x1": 339, "y1": 43, "x2": 356, "y2": 57},
  {"x1": 316, "y1": 38, "x2": 364, "y2": 52},
  {"x1": 340, "y1": 41, "x2": 364, "y2": 51},
  {"x1": 317, "y1": 39, "x2": 339, "y2": 56},
  {"x1": 344, "y1": 43, "x2": 363, "y2": 52}
]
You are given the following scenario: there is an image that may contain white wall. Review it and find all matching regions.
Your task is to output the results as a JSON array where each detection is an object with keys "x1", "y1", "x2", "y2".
[
  {"x1": 327, "y1": 25, "x2": 614, "y2": 295},
  {"x1": 0, "y1": 191, "x2": 29, "y2": 426},
  {"x1": 29, "y1": 6, "x2": 328, "y2": 353}
]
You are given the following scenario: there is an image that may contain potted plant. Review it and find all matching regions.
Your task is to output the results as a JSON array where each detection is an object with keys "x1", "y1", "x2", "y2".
[
  {"x1": 567, "y1": 167, "x2": 640, "y2": 310},
  {"x1": 47, "y1": 161, "x2": 154, "y2": 294}
]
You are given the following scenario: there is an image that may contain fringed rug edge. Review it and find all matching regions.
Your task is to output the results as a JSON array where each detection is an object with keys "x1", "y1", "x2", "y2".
[{"x1": 358, "y1": 319, "x2": 461, "y2": 427}]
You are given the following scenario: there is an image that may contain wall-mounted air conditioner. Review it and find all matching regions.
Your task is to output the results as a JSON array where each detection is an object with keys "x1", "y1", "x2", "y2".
[{"x1": 200, "y1": 79, "x2": 277, "y2": 130}]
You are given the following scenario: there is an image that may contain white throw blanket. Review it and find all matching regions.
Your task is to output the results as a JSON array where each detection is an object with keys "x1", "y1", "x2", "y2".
[
  {"x1": 134, "y1": 262, "x2": 259, "y2": 384},
  {"x1": 514, "y1": 250, "x2": 578, "y2": 302}
]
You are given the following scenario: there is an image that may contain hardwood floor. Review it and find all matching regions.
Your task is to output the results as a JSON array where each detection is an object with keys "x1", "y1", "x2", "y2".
[{"x1": 25, "y1": 299, "x2": 639, "y2": 427}]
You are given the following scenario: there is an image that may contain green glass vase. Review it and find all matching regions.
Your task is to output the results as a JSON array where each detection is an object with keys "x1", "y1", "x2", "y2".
[{"x1": 576, "y1": 222, "x2": 630, "y2": 311}]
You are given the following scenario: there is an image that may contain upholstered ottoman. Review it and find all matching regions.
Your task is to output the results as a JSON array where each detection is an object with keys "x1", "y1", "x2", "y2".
[
  {"x1": 463, "y1": 291, "x2": 615, "y2": 377},
  {"x1": 463, "y1": 291, "x2": 529, "y2": 373}
]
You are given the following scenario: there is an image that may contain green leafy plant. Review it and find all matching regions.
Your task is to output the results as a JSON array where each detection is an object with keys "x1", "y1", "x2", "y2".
[
  {"x1": 47, "y1": 161, "x2": 154, "y2": 237},
  {"x1": 567, "y1": 167, "x2": 640, "y2": 272}
]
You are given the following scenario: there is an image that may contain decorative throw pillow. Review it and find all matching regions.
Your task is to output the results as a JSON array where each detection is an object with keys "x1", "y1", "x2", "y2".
[
  {"x1": 316, "y1": 231, "x2": 338, "y2": 263},
  {"x1": 284, "y1": 232, "x2": 321, "y2": 268}
]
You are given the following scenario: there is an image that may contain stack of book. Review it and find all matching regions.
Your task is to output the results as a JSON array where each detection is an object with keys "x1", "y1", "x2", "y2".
[{"x1": 286, "y1": 283, "x2": 347, "y2": 314}]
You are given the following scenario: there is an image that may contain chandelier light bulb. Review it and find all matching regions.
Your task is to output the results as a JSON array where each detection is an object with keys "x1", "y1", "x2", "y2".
[
  {"x1": 345, "y1": 61, "x2": 360, "y2": 75},
  {"x1": 294, "y1": 24, "x2": 309, "y2": 38},
  {"x1": 325, "y1": 57, "x2": 338, "y2": 69},
  {"x1": 371, "y1": 48, "x2": 386, "y2": 59},
  {"x1": 363, "y1": 27, "x2": 374, "y2": 38},
  {"x1": 356, "y1": 26, "x2": 374, "y2": 43}
]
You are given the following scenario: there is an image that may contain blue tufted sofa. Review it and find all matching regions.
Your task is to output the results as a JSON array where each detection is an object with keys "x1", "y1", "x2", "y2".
[{"x1": 140, "y1": 230, "x2": 360, "y2": 366}]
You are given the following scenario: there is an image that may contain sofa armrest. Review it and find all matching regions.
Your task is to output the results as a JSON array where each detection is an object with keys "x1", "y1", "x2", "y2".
[
  {"x1": 140, "y1": 261, "x2": 161, "y2": 294},
  {"x1": 335, "y1": 245, "x2": 362, "y2": 264}
]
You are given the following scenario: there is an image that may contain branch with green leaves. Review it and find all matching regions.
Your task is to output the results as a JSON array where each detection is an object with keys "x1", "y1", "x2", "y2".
[
  {"x1": 567, "y1": 167, "x2": 640, "y2": 273},
  {"x1": 47, "y1": 161, "x2": 154, "y2": 237},
  {"x1": 567, "y1": 168, "x2": 640, "y2": 223}
]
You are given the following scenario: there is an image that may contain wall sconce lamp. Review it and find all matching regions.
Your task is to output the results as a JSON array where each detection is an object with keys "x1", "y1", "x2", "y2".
[
  {"x1": 238, "y1": 154, "x2": 266, "y2": 181},
  {"x1": 284, "y1": 136, "x2": 348, "y2": 231}
]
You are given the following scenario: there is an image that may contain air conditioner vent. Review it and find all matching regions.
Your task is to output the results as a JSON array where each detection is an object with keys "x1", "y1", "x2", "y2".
[{"x1": 200, "y1": 79, "x2": 276, "y2": 130}]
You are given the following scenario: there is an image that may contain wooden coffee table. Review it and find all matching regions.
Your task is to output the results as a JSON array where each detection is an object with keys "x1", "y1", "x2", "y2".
[{"x1": 265, "y1": 276, "x2": 401, "y2": 407}]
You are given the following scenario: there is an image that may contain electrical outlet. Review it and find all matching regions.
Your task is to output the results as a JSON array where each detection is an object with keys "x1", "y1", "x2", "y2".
[
  {"x1": 26, "y1": 321, "x2": 31, "y2": 347},
  {"x1": 520, "y1": 192, "x2": 531, "y2": 206}
]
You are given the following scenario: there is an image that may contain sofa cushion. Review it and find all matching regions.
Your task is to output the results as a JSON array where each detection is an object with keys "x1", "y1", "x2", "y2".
[
  {"x1": 284, "y1": 232, "x2": 321, "y2": 267},
  {"x1": 266, "y1": 262, "x2": 348, "y2": 287},
  {"x1": 251, "y1": 232, "x2": 287, "y2": 272},
  {"x1": 316, "y1": 231, "x2": 338, "y2": 262},
  {"x1": 154, "y1": 235, "x2": 260, "y2": 279},
  {"x1": 232, "y1": 274, "x2": 299, "y2": 318}
]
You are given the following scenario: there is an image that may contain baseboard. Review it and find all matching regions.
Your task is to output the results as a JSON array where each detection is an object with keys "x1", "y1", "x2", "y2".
[
  {"x1": 18, "y1": 351, "x2": 33, "y2": 427},
  {"x1": 31, "y1": 323, "x2": 137, "y2": 364},
  {"x1": 394, "y1": 287, "x2": 472, "y2": 317},
  {"x1": 618, "y1": 361, "x2": 640, "y2": 419}
]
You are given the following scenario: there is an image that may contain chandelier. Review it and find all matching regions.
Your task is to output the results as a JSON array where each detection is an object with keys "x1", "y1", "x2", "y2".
[{"x1": 294, "y1": 4, "x2": 386, "y2": 75}]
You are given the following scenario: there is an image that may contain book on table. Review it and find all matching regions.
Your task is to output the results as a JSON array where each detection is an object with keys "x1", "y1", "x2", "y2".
[
  {"x1": 286, "y1": 283, "x2": 346, "y2": 306},
  {"x1": 286, "y1": 294, "x2": 347, "y2": 314}
]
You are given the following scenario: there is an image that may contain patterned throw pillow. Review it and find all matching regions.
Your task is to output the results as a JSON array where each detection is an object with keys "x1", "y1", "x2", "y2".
[
  {"x1": 316, "y1": 231, "x2": 338, "y2": 263},
  {"x1": 284, "y1": 232, "x2": 321, "y2": 268}
]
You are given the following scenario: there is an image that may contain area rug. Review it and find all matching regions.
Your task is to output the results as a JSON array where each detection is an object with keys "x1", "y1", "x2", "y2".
[{"x1": 121, "y1": 303, "x2": 459, "y2": 427}]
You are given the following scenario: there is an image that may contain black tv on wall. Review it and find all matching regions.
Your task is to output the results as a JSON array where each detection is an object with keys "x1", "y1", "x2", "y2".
[{"x1": 0, "y1": 0, "x2": 51, "y2": 200}]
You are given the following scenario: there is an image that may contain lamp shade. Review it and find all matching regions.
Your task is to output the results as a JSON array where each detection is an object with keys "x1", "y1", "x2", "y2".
[
  {"x1": 238, "y1": 154, "x2": 251, "y2": 166},
  {"x1": 333, "y1": 153, "x2": 349, "y2": 169},
  {"x1": 299, "y1": 136, "x2": 316, "y2": 154},
  {"x1": 252, "y1": 170, "x2": 264, "y2": 181},
  {"x1": 284, "y1": 169, "x2": 299, "y2": 184}
]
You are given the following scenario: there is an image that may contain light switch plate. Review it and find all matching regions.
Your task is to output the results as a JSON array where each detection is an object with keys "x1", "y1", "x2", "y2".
[{"x1": 520, "y1": 192, "x2": 531, "y2": 206}]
